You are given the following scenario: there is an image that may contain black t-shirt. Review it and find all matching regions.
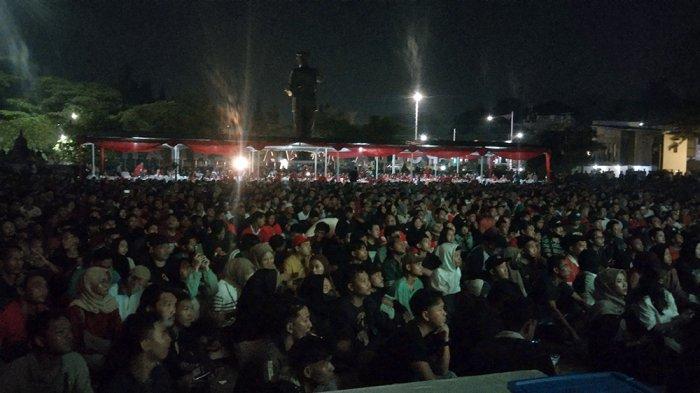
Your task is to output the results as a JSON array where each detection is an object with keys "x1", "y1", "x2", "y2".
[
  {"x1": 466, "y1": 335, "x2": 555, "y2": 376},
  {"x1": 423, "y1": 252, "x2": 441, "y2": 271},
  {"x1": 374, "y1": 321, "x2": 440, "y2": 384},
  {"x1": 103, "y1": 364, "x2": 174, "y2": 393},
  {"x1": 334, "y1": 296, "x2": 376, "y2": 348}
]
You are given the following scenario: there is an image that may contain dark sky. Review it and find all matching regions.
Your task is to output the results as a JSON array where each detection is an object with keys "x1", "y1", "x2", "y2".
[{"x1": 5, "y1": 0, "x2": 700, "y2": 126}]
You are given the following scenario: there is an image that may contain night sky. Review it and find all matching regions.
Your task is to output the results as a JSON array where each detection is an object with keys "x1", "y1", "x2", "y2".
[{"x1": 4, "y1": 0, "x2": 700, "y2": 125}]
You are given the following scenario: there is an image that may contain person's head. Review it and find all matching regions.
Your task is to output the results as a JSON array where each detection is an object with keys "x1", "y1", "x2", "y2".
[
  {"x1": 265, "y1": 211, "x2": 277, "y2": 226},
  {"x1": 349, "y1": 240, "x2": 368, "y2": 262},
  {"x1": 308, "y1": 254, "x2": 329, "y2": 276},
  {"x1": 596, "y1": 268, "x2": 628, "y2": 299},
  {"x1": 630, "y1": 237, "x2": 645, "y2": 253},
  {"x1": 436, "y1": 242, "x2": 462, "y2": 269},
  {"x1": 90, "y1": 247, "x2": 114, "y2": 270},
  {"x1": 225, "y1": 257, "x2": 255, "y2": 288},
  {"x1": 1, "y1": 245, "x2": 24, "y2": 275},
  {"x1": 147, "y1": 235, "x2": 172, "y2": 262},
  {"x1": 547, "y1": 255, "x2": 570, "y2": 281},
  {"x1": 487, "y1": 256, "x2": 510, "y2": 280},
  {"x1": 500, "y1": 298, "x2": 537, "y2": 340},
  {"x1": 650, "y1": 244, "x2": 673, "y2": 267},
  {"x1": 120, "y1": 312, "x2": 171, "y2": 363},
  {"x1": 367, "y1": 223, "x2": 382, "y2": 240},
  {"x1": 549, "y1": 219, "x2": 565, "y2": 237},
  {"x1": 293, "y1": 235, "x2": 312, "y2": 258},
  {"x1": 250, "y1": 211, "x2": 265, "y2": 228},
  {"x1": 410, "y1": 289, "x2": 446, "y2": 330},
  {"x1": 138, "y1": 285, "x2": 177, "y2": 327},
  {"x1": 27, "y1": 311, "x2": 74, "y2": 355},
  {"x1": 589, "y1": 229, "x2": 605, "y2": 249},
  {"x1": 274, "y1": 296, "x2": 313, "y2": 341},
  {"x1": 417, "y1": 233, "x2": 433, "y2": 253},
  {"x1": 114, "y1": 237, "x2": 129, "y2": 256},
  {"x1": 565, "y1": 235, "x2": 587, "y2": 258},
  {"x1": 343, "y1": 265, "x2": 372, "y2": 297},
  {"x1": 19, "y1": 270, "x2": 49, "y2": 305},
  {"x1": 314, "y1": 222, "x2": 331, "y2": 239},
  {"x1": 366, "y1": 265, "x2": 384, "y2": 289},
  {"x1": 79, "y1": 266, "x2": 112, "y2": 300},
  {"x1": 649, "y1": 228, "x2": 666, "y2": 245},
  {"x1": 521, "y1": 238, "x2": 540, "y2": 259},
  {"x1": 402, "y1": 253, "x2": 424, "y2": 278},
  {"x1": 389, "y1": 236, "x2": 407, "y2": 257},
  {"x1": 174, "y1": 290, "x2": 196, "y2": 328},
  {"x1": 127, "y1": 266, "x2": 151, "y2": 293},
  {"x1": 251, "y1": 243, "x2": 276, "y2": 269},
  {"x1": 1, "y1": 220, "x2": 16, "y2": 238},
  {"x1": 289, "y1": 335, "x2": 335, "y2": 389}
]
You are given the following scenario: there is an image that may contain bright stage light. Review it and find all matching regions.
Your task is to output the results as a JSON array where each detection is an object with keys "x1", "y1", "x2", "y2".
[
  {"x1": 419, "y1": 134, "x2": 428, "y2": 142},
  {"x1": 515, "y1": 132, "x2": 524, "y2": 139},
  {"x1": 279, "y1": 158, "x2": 289, "y2": 169},
  {"x1": 412, "y1": 91, "x2": 423, "y2": 102},
  {"x1": 486, "y1": 115, "x2": 494, "y2": 121},
  {"x1": 232, "y1": 156, "x2": 249, "y2": 172},
  {"x1": 439, "y1": 165, "x2": 447, "y2": 171}
]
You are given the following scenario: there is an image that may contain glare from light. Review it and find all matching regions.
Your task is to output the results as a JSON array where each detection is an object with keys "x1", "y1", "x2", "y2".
[
  {"x1": 232, "y1": 156, "x2": 249, "y2": 172},
  {"x1": 58, "y1": 134, "x2": 68, "y2": 143},
  {"x1": 359, "y1": 147, "x2": 364, "y2": 153},
  {"x1": 419, "y1": 134, "x2": 428, "y2": 142},
  {"x1": 486, "y1": 115, "x2": 494, "y2": 122},
  {"x1": 439, "y1": 165, "x2": 447, "y2": 171},
  {"x1": 517, "y1": 167, "x2": 525, "y2": 172},
  {"x1": 279, "y1": 158, "x2": 289, "y2": 169},
  {"x1": 70, "y1": 112, "x2": 79, "y2": 120},
  {"x1": 305, "y1": 171, "x2": 311, "y2": 177},
  {"x1": 638, "y1": 122, "x2": 644, "y2": 127},
  {"x1": 586, "y1": 150, "x2": 592, "y2": 156},
  {"x1": 412, "y1": 91, "x2": 423, "y2": 102},
  {"x1": 515, "y1": 132, "x2": 524, "y2": 139}
]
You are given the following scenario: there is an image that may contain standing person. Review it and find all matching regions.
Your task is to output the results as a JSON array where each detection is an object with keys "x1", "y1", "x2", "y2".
[
  {"x1": 0, "y1": 310, "x2": 93, "y2": 393},
  {"x1": 285, "y1": 50, "x2": 322, "y2": 139}
]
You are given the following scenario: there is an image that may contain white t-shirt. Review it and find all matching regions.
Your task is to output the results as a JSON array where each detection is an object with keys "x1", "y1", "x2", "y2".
[
  {"x1": 635, "y1": 289, "x2": 679, "y2": 331},
  {"x1": 213, "y1": 280, "x2": 239, "y2": 316}
]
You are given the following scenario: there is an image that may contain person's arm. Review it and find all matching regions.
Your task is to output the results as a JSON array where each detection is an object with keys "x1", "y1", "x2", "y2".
[
  {"x1": 435, "y1": 326, "x2": 451, "y2": 376},
  {"x1": 185, "y1": 271, "x2": 202, "y2": 298},
  {"x1": 410, "y1": 361, "x2": 438, "y2": 380},
  {"x1": 547, "y1": 300, "x2": 581, "y2": 341},
  {"x1": 201, "y1": 267, "x2": 219, "y2": 294}
]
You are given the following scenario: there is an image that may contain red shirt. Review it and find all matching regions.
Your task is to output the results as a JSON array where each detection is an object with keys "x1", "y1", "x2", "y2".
[
  {"x1": 67, "y1": 306, "x2": 122, "y2": 354},
  {"x1": 0, "y1": 300, "x2": 27, "y2": 347},
  {"x1": 259, "y1": 224, "x2": 283, "y2": 242},
  {"x1": 563, "y1": 256, "x2": 580, "y2": 285}
]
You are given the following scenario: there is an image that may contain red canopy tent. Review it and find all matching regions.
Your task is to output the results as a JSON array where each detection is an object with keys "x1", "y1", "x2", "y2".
[{"x1": 84, "y1": 136, "x2": 552, "y2": 179}]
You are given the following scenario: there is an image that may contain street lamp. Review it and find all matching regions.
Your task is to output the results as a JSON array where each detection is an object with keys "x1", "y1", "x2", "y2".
[
  {"x1": 486, "y1": 111, "x2": 515, "y2": 142},
  {"x1": 412, "y1": 91, "x2": 423, "y2": 140},
  {"x1": 515, "y1": 132, "x2": 524, "y2": 139},
  {"x1": 70, "y1": 112, "x2": 79, "y2": 120}
]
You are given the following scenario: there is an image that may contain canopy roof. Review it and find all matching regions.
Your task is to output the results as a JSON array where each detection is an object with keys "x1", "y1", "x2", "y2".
[{"x1": 83, "y1": 136, "x2": 550, "y2": 161}]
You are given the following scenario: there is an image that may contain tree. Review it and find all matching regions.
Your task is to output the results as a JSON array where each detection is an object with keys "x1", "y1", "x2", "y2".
[
  {"x1": 531, "y1": 123, "x2": 603, "y2": 174},
  {"x1": 113, "y1": 100, "x2": 214, "y2": 137}
]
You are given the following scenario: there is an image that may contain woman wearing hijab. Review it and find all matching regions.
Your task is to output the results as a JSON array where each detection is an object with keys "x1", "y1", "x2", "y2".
[
  {"x1": 235, "y1": 243, "x2": 280, "y2": 341},
  {"x1": 649, "y1": 244, "x2": 688, "y2": 307},
  {"x1": 67, "y1": 266, "x2": 122, "y2": 371},
  {"x1": 430, "y1": 242, "x2": 462, "y2": 316},
  {"x1": 298, "y1": 274, "x2": 338, "y2": 338},
  {"x1": 212, "y1": 257, "x2": 255, "y2": 327},
  {"x1": 588, "y1": 268, "x2": 634, "y2": 373}
]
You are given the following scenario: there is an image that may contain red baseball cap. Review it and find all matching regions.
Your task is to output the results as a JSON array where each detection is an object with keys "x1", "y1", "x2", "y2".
[{"x1": 293, "y1": 234, "x2": 310, "y2": 247}]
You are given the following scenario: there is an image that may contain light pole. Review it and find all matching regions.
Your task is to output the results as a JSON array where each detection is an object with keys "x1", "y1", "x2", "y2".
[
  {"x1": 486, "y1": 111, "x2": 514, "y2": 142},
  {"x1": 486, "y1": 111, "x2": 515, "y2": 169},
  {"x1": 412, "y1": 91, "x2": 423, "y2": 140}
]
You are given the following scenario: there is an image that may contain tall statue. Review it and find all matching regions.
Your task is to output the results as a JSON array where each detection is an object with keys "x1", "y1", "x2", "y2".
[{"x1": 285, "y1": 50, "x2": 322, "y2": 139}]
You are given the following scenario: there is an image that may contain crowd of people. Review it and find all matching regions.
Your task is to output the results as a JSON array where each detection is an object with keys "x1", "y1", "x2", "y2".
[{"x1": 0, "y1": 169, "x2": 698, "y2": 392}]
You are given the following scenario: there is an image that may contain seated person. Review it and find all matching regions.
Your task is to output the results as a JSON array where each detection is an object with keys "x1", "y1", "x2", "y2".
[
  {"x1": 466, "y1": 297, "x2": 555, "y2": 376},
  {"x1": 372, "y1": 289, "x2": 453, "y2": 384},
  {"x1": 530, "y1": 255, "x2": 588, "y2": 342},
  {"x1": 288, "y1": 335, "x2": 338, "y2": 392},
  {"x1": 67, "y1": 266, "x2": 122, "y2": 371},
  {"x1": 103, "y1": 313, "x2": 173, "y2": 393},
  {"x1": 108, "y1": 265, "x2": 151, "y2": 321},
  {"x1": 0, "y1": 310, "x2": 93, "y2": 393},
  {"x1": 0, "y1": 270, "x2": 50, "y2": 362},
  {"x1": 394, "y1": 253, "x2": 425, "y2": 320}
]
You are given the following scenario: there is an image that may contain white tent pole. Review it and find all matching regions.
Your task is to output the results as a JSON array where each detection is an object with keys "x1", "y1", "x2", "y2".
[
  {"x1": 375, "y1": 156, "x2": 379, "y2": 179},
  {"x1": 324, "y1": 148, "x2": 329, "y2": 178},
  {"x1": 314, "y1": 151, "x2": 318, "y2": 178},
  {"x1": 336, "y1": 152, "x2": 340, "y2": 179},
  {"x1": 391, "y1": 155, "x2": 395, "y2": 175}
]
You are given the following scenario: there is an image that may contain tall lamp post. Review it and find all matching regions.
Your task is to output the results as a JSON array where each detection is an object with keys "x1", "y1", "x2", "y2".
[
  {"x1": 487, "y1": 111, "x2": 515, "y2": 169},
  {"x1": 412, "y1": 91, "x2": 423, "y2": 140}
]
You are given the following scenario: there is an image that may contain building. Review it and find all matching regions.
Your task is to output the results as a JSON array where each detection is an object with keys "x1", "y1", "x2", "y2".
[
  {"x1": 590, "y1": 121, "x2": 664, "y2": 168},
  {"x1": 661, "y1": 132, "x2": 700, "y2": 174}
]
